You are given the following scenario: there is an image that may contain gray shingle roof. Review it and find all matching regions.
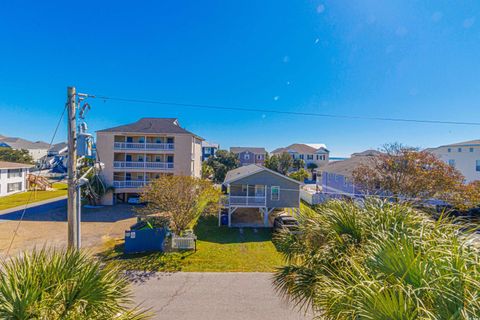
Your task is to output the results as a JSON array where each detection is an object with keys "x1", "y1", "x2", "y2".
[
  {"x1": 230, "y1": 147, "x2": 266, "y2": 154},
  {"x1": 0, "y1": 161, "x2": 33, "y2": 169},
  {"x1": 321, "y1": 154, "x2": 375, "y2": 178},
  {"x1": 439, "y1": 139, "x2": 480, "y2": 147},
  {"x1": 272, "y1": 143, "x2": 329, "y2": 154},
  {"x1": 97, "y1": 118, "x2": 204, "y2": 139},
  {"x1": 223, "y1": 164, "x2": 303, "y2": 185},
  {"x1": 0, "y1": 136, "x2": 50, "y2": 150}
]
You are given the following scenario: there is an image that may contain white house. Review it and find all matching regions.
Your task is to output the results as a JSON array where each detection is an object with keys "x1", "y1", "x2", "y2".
[
  {"x1": 0, "y1": 135, "x2": 50, "y2": 162},
  {"x1": 426, "y1": 139, "x2": 480, "y2": 183},
  {"x1": 0, "y1": 161, "x2": 32, "y2": 197}
]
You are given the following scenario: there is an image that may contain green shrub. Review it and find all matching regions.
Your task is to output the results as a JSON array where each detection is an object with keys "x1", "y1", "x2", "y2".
[
  {"x1": 0, "y1": 249, "x2": 150, "y2": 319},
  {"x1": 273, "y1": 199, "x2": 480, "y2": 319}
]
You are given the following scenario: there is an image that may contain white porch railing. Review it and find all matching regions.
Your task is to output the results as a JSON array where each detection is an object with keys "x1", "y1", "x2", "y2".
[
  {"x1": 113, "y1": 161, "x2": 174, "y2": 170},
  {"x1": 228, "y1": 196, "x2": 266, "y2": 207},
  {"x1": 114, "y1": 142, "x2": 175, "y2": 151},
  {"x1": 113, "y1": 180, "x2": 148, "y2": 188}
]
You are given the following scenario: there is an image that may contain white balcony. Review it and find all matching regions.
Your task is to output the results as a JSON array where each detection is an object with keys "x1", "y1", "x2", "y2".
[
  {"x1": 113, "y1": 161, "x2": 174, "y2": 170},
  {"x1": 227, "y1": 196, "x2": 267, "y2": 207},
  {"x1": 113, "y1": 180, "x2": 148, "y2": 188},
  {"x1": 114, "y1": 142, "x2": 175, "y2": 151}
]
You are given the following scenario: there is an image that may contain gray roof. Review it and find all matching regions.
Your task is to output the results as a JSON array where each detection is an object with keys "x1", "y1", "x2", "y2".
[
  {"x1": 322, "y1": 154, "x2": 376, "y2": 178},
  {"x1": 438, "y1": 139, "x2": 480, "y2": 147},
  {"x1": 230, "y1": 147, "x2": 266, "y2": 154},
  {"x1": 223, "y1": 164, "x2": 303, "y2": 185},
  {"x1": 97, "y1": 118, "x2": 204, "y2": 139},
  {"x1": 49, "y1": 142, "x2": 68, "y2": 153},
  {"x1": 0, "y1": 136, "x2": 50, "y2": 150},
  {"x1": 202, "y1": 141, "x2": 220, "y2": 148},
  {"x1": 0, "y1": 161, "x2": 33, "y2": 169},
  {"x1": 272, "y1": 143, "x2": 329, "y2": 154}
]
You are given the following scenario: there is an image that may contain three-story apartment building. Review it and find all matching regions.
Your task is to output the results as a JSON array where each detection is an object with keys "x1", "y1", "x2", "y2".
[
  {"x1": 96, "y1": 118, "x2": 203, "y2": 205},
  {"x1": 426, "y1": 139, "x2": 480, "y2": 183}
]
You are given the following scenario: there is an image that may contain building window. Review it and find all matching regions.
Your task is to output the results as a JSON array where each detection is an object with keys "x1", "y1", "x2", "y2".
[
  {"x1": 204, "y1": 147, "x2": 211, "y2": 154},
  {"x1": 448, "y1": 159, "x2": 455, "y2": 167},
  {"x1": 271, "y1": 186, "x2": 280, "y2": 201},
  {"x1": 244, "y1": 153, "x2": 250, "y2": 160},
  {"x1": 7, "y1": 182, "x2": 22, "y2": 193},
  {"x1": 458, "y1": 148, "x2": 462, "y2": 152},
  {"x1": 242, "y1": 185, "x2": 248, "y2": 193},
  {"x1": 299, "y1": 154, "x2": 304, "y2": 160},
  {"x1": 307, "y1": 155, "x2": 314, "y2": 160},
  {"x1": 7, "y1": 169, "x2": 22, "y2": 178},
  {"x1": 476, "y1": 160, "x2": 480, "y2": 172},
  {"x1": 447, "y1": 148, "x2": 451, "y2": 153},
  {"x1": 470, "y1": 148, "x2": 474, "y2": 153},
  {"x1": 256, "y1": 154, "x2": 262, "y2": 160}
]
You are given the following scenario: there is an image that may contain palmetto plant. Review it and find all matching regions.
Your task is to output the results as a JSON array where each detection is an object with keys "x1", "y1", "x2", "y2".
[
  {"x1": 273, "y1": 199, "x2": 480, "y2": 319},
  {"x1": 0, "y1": 249, "x2": 150, "y2": 320}
]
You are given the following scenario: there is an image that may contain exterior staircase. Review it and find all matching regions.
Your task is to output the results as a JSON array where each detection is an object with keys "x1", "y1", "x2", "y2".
[{"x1": 27, "y1": 174, "x2": 53, "y2": 191}]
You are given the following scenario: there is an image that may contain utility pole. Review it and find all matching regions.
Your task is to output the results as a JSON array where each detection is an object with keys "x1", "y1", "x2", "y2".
[{"x1": 67, "y1": 86, "x2": 78, "y2": 249}]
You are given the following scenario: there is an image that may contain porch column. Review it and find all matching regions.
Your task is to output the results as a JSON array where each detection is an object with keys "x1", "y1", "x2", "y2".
[
  {"x1": 263, "y1": 207, "x2": 269, "y2": 227},
  {"x1": 228, "y1": 207, "x2": 232, "y2": 227}
]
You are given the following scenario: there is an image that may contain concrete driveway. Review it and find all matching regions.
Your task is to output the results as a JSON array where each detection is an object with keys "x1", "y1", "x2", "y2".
[
  {"x1": 131, "y1": 272, "x2": 312, "y2": 320},
  {"x1": 0, "y1": 200, "x2": 137, "y2": 256}
]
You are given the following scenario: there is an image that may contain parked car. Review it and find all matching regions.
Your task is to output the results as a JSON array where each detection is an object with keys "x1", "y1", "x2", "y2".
[{"x1": 273, "y1": 215, "x2": 300, "y2": 234}]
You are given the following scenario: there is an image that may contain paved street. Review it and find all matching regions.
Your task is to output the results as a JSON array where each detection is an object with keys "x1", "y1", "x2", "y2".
[{"x1": 132, "y1": 272, "x2": 312, "y2": 320}]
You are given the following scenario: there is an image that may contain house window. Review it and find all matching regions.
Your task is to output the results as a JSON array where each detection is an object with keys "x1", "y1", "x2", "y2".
[
  {"x1": 448, "y1": 159, "x2": 455, "y2": 167},
  {"x1": 299, "y1": 154, "x2": 304, "y2": 160},
  {"x1": 256, "y1": 154, "x2": 262, "y2": 160},
  {"x1": 470, "y1": 148, "x2": 474, "y2": 152},
  {"x1": 458, "y1": 148, "x2": 462, "y2": 152},
  {"x1": 204, "y1": 147, "x2": 211, "y2": 154},
  {"x1": 447, "y1": 148, "x2": 451, "y2": 152},
  {"x1": 307, "y1": 155, "x2": 314, "y2": 160},
  {"x1": 7, "y1": 182, "x2": 22, "y2": 193},
  {"x1": 244, "y1": 153, "x2": 250, "y2": 160},
  {"x1": 7, "y1": 169, "x2": 22, "y2": 178},
  {"x1": 242, "y1": 185, "x2": 248, "y2": 193},
  {"x1": 271, "y1": 186, "x2": 280, "y2": 201},
  {"x1": 476, "y1": 160, "x2": 480, "y2": 172}
]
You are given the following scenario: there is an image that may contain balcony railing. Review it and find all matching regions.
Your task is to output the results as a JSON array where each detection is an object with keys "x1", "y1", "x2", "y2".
[
  {"x1": 113, "y1": 161, "x2": 174, "y2": 170},
  {"x1": 227, "y1": 196, "x2": 267, "y2": 207},
  {"x1": 114, "y1": 142, "x2": 175, "y2": 151},
  {"x1": 113, "y1": 180, "x2": 148, "y2": 188}
]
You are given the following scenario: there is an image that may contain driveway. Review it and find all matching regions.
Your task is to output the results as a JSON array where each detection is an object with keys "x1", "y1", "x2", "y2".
[
  {"x1": 0, "y1": 200, "x2": 137, "y2": 256},
  {"x1": 131, "y1": 272, "x2": 312, "y2": 320}
]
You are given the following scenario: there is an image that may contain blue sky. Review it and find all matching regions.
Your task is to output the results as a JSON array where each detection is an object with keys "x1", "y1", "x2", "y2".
[{"x1": 0, "y1": 1, "x2": 479, "y2": 157}]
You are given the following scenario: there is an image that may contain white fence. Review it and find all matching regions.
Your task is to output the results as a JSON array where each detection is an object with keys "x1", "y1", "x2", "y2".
[{"x1": 171, "y1": 234, "x2": 197, "y2": 250}]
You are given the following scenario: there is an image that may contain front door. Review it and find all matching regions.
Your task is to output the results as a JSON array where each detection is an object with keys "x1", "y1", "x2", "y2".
[{"x1": 254, "y1": 185, "x2": 265, "y2": 197}]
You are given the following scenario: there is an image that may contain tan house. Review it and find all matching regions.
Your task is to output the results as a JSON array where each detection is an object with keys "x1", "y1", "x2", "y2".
[
  {"x1": 272, "y1": 143, "x2": 329, "y2": 168},
  {"x1": 96, "y1": 118, "x2": 203, "y2": 205}
]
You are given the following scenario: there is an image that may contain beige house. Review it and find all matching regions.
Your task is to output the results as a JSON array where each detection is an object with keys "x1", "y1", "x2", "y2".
[
  {"x1": 272, "y1": 143, "x2": 329, "y2": 168},
  {"x1": 96, "y1": 118, "x2": 203, "y2": 205}
]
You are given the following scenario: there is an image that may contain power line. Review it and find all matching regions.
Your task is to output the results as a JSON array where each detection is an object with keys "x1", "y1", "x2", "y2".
[
  {"x1": 87, "y1": 94, "x2": 480, "y2": 126},
  {"x1": 5, "y1": 103, "x2": 67, "y2": 256}
]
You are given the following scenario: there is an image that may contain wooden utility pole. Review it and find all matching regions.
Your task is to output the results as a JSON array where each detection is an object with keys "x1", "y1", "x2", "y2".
[{"x1": 67, "y1": 86, "x2": 78, "y2": 249}]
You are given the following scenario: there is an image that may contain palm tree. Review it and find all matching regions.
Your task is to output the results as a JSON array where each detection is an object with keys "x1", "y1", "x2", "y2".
[
  {"x1": 273, "y1": 199, "x2": 480, "y2": 318},
  {"x1": 0, "y1": 249, "x2": 150, "y2": 319}
]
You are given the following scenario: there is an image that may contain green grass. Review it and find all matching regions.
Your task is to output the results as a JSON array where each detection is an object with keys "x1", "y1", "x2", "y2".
[
  {"x1": 0, "y1": 183, "x2": 67, "y2": 211},
  {"x1": 98, "y1": 215, "x2": 284, "y2": 272}
]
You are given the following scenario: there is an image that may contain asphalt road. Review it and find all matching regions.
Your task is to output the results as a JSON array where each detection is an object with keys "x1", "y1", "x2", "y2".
[
  {"x1": 131, "y1": 272, "x2": 313, "y2": 320},
  {"x1": 0, "y1": 197, "x2": 67, "y2": 221}
]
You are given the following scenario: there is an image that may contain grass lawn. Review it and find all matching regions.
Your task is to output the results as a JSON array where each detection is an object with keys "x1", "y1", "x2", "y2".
[
  {"x1": 0, "y1": 182, "x2": 67, "y2": 211},
  {"x1": 98, "y1": 215, "x2": 284, "y2": 272}
]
